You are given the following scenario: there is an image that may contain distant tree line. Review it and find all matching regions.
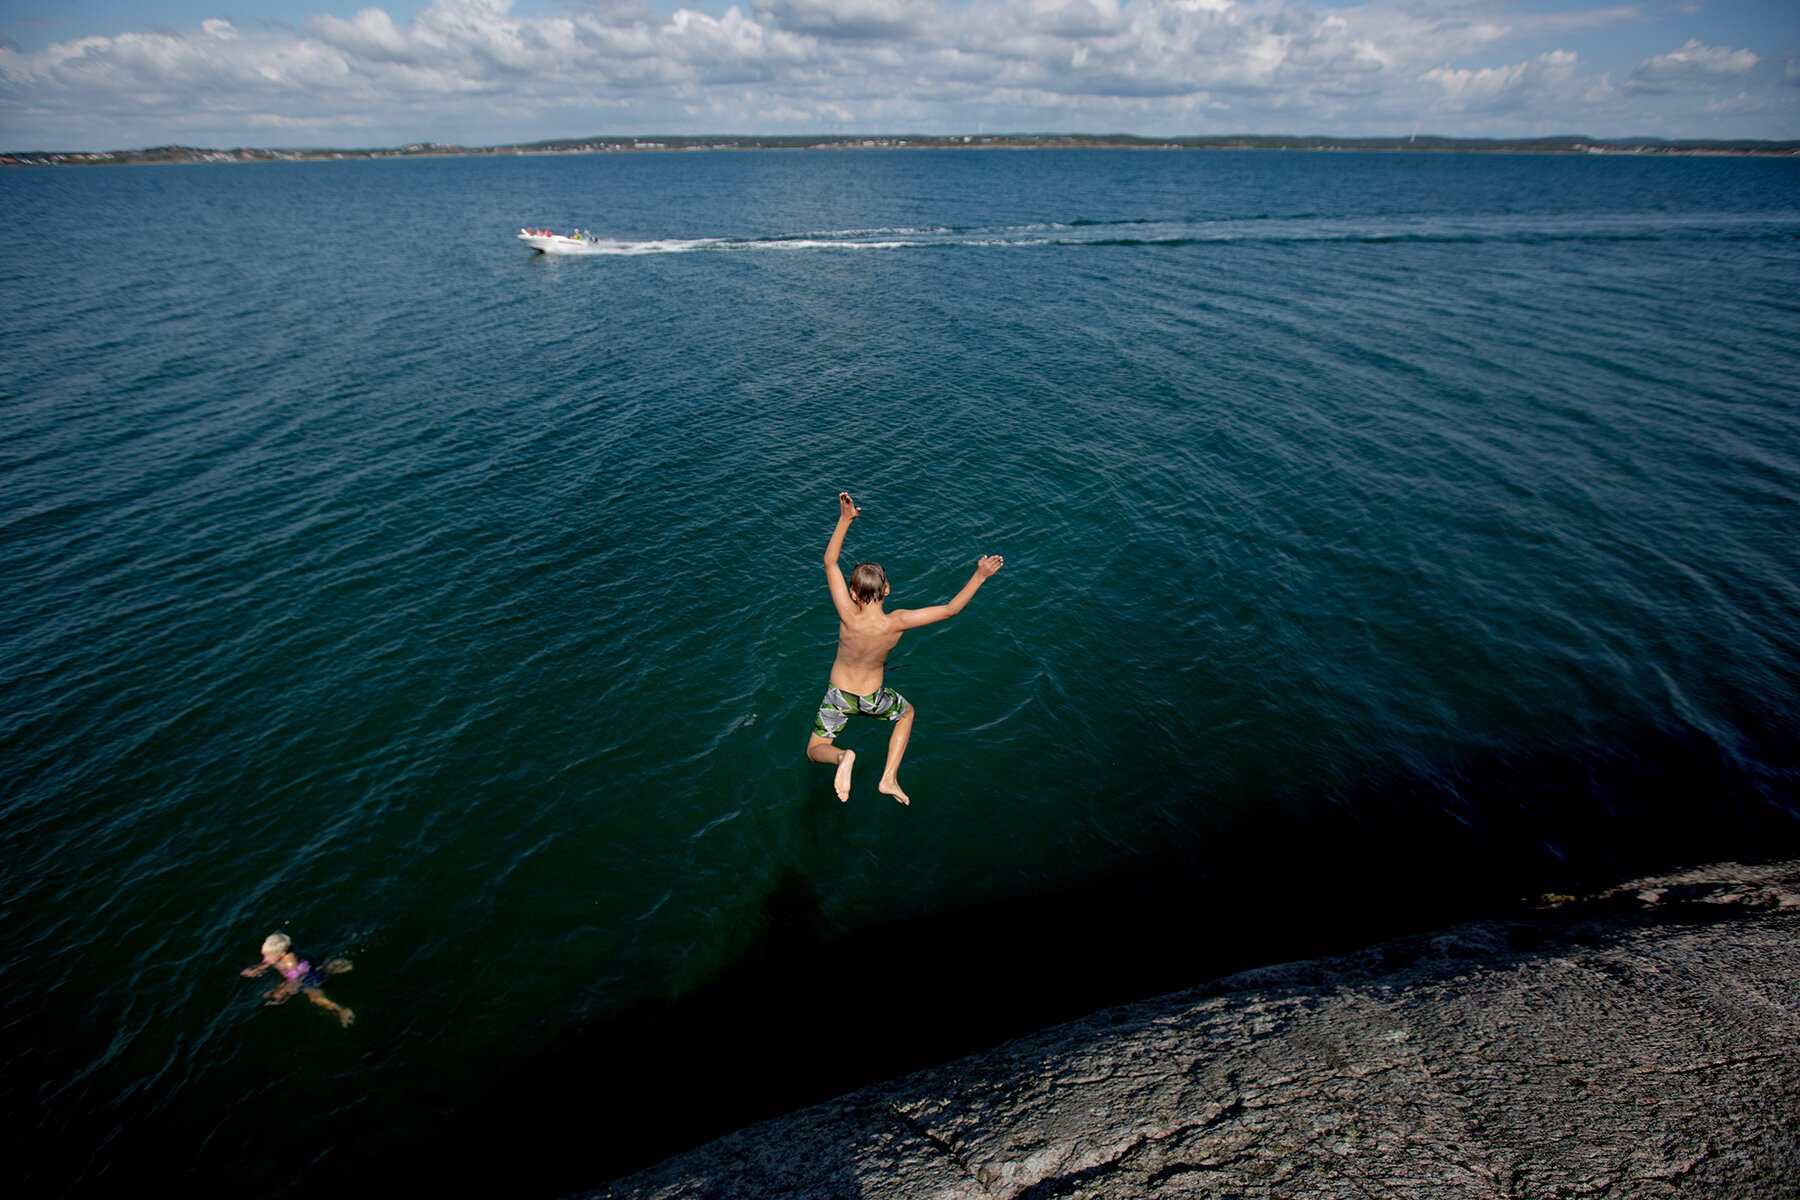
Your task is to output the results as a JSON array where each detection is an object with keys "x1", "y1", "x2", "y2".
[{"x1": 6, "y1": 133, "x2": 1797, "y2": 166}]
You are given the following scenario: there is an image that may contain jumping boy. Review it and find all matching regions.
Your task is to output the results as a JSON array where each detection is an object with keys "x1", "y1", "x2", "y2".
[{"x1": 807, "y1": 491, "x2": 1003, "y2": 805}]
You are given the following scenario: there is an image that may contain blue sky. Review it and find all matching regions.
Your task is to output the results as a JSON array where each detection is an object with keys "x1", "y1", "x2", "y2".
[{"x1": 3, "y1": 1, "x2": 1796, "y2": 150}]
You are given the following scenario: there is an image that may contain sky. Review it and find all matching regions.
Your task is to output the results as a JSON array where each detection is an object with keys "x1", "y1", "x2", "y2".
[{"x1": 2, "y1": 0, "x2": 1796, "y2": 150}]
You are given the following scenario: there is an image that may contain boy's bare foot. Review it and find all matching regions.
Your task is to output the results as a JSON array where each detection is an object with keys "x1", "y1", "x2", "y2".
[
  {"x1": 878, "y1": 778, "x2": 910, "y2": 806},
  {"x1": 834, "y1": 750, "x2": 855, "y2": 802},
  {"x1": 340, "y1": 1007, "x2": 355, "y2": 1028}
]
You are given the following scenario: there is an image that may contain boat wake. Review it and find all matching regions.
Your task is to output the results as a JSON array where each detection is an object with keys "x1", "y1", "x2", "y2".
[{"x1": 518, "y1": 212, "x2": 1800, "y2": 256}]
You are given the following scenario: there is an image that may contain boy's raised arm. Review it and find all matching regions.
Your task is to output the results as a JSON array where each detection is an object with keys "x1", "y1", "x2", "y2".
[
  {"x1": 893, "y1": 555, "x2": 1003, "y2": 629},
  {"x1": 824, "y1": 491, "x2": 859, "y2": 616}
]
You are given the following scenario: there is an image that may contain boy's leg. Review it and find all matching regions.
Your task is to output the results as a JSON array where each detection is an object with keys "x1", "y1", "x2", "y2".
[
  {"x1": 877, "y1": 705, "x2": 914, "y2": 806},
  {"x1": 807, "y1": 734, "x2": 855, "y2": 802}
]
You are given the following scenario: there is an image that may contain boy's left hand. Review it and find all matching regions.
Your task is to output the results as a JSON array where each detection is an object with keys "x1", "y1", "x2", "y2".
[{"x1": 838, "y1": 492, "x2": 860, "y2": 521}]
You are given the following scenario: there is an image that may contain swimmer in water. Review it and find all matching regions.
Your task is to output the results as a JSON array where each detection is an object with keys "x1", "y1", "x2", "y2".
[
  {"x1": 242, "y1": 932, "x2": 355, "y2": 1027},
  {"x1": 806, "y1": 491, "x2": 1003, "y2": 805}
]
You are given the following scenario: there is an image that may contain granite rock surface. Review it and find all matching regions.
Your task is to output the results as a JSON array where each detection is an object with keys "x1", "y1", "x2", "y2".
[{"x1": 582, "y1": 860, "x2": 1800, "y2": 1199}]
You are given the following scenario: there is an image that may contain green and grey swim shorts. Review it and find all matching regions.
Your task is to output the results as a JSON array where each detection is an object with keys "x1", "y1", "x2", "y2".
[{"x1": 812, "y1": 684, "x2": 909, "y2": 740}]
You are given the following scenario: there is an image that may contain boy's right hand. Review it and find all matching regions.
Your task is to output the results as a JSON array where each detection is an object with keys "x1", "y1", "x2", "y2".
[
  {"x1": 976, "y1": 554, "x2": 1004, "y2": 578},
  {"x1": 838, "y1": 492, "x2": 860, "y2": 521}
]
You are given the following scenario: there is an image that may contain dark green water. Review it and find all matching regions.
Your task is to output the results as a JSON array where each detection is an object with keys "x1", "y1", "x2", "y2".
[{"x1": 2, "y1": 150, "x2": 1798, "y2": 1196}]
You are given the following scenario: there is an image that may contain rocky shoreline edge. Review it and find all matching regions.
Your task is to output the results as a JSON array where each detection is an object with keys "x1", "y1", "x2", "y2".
[{"x1": 582, "y1": 859, "x2": 1800, "y2": 1199}]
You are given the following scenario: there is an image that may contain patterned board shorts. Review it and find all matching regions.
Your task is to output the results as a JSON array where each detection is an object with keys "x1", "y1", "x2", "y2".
[{"x1": 812, "y1": 684, "x2": 910, "y2": 740}]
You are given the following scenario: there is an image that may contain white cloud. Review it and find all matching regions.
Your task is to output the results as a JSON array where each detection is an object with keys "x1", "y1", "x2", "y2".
[
  {"x1": 756, "y1": 0, "x2": 932, "y2": 41},
  {"x1": 1626, "y1": 39, "x2": 1758, "y2": 94},
  {"x1": 1421, "y1": 48, "x2": 1613, "y2": 117},
  {"x1": 1700, "y1": 90, "x2": 1799, "y2": 117},
  {"x1": 0, "y1": 0, "x2": 1793, "y2": 147},
  {"x1": 306, "y1": 10, "x2": 414, "y2": 64}
]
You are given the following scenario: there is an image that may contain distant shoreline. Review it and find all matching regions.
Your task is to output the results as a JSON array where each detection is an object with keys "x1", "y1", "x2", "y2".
[{"x1": 7, "y1": 132, "x2": 1800, "y2": 167}]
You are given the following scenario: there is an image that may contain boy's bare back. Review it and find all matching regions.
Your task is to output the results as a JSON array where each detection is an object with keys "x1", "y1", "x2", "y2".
[{"x1": 829, "y1": 600, "x2": 908, "y2": 697}]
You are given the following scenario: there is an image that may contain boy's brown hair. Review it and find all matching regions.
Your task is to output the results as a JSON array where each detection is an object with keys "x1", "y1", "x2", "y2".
[{"x1": 848, "y1": 562, "x2": 888, "y2": 607}]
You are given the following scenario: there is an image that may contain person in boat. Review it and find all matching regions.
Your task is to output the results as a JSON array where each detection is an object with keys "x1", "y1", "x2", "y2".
[
  {"x1": 242, "y1": 932, "x2": 354, "y2": 1027},
  {"x1": 806, "y1": 491, "x2": 1003, "y2": 805}
]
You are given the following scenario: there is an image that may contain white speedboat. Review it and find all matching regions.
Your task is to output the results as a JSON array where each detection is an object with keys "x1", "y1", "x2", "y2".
[{"x1": 518, "y1": 228, "x2": 595, "y2": 253}]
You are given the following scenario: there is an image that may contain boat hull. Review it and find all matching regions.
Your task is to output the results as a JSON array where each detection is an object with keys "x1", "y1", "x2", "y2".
[{"x1": 517, "y1": 231, "x2": 591, "y2": 254}]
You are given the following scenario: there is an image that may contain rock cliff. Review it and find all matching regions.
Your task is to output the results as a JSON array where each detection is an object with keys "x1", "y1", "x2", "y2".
[{"x1": 583, "y1": 859, "x2": 1800, "y2": 1199}]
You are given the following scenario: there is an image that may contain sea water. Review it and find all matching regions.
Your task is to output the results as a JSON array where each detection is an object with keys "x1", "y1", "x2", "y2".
[{"x1": 2, "y1": 149, "x2": 1798, "y2": 1196}]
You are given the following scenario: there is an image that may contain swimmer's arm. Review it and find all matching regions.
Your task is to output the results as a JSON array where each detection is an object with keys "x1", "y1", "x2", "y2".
[
  {"x1": 824, "y1": 491, "x2": 860, "y2": 620},
  {"x1": 241, "y1": 961, "x2": 272, "y2": 977},
  {"x1": 891, "y1": 555, "x2": 1004, "y2": 630}
]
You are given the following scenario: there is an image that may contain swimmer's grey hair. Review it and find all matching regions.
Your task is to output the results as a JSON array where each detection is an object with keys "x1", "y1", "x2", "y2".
[
  {"x1": 848, "y1": 563, "x2": 888, "y2": 607},
  {"x1": 262, "y1": 932, "x2": 291, "y2": 956}
]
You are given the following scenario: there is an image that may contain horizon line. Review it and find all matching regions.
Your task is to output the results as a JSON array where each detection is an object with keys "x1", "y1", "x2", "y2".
[{"x1": 8, "y1": 131, "x2": 1800, "y2": 162}]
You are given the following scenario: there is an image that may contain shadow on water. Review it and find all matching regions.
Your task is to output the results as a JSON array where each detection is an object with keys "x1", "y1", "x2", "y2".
[{"x1": 394, "y1": 718, "x2": 1799, "y2": 1199}]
